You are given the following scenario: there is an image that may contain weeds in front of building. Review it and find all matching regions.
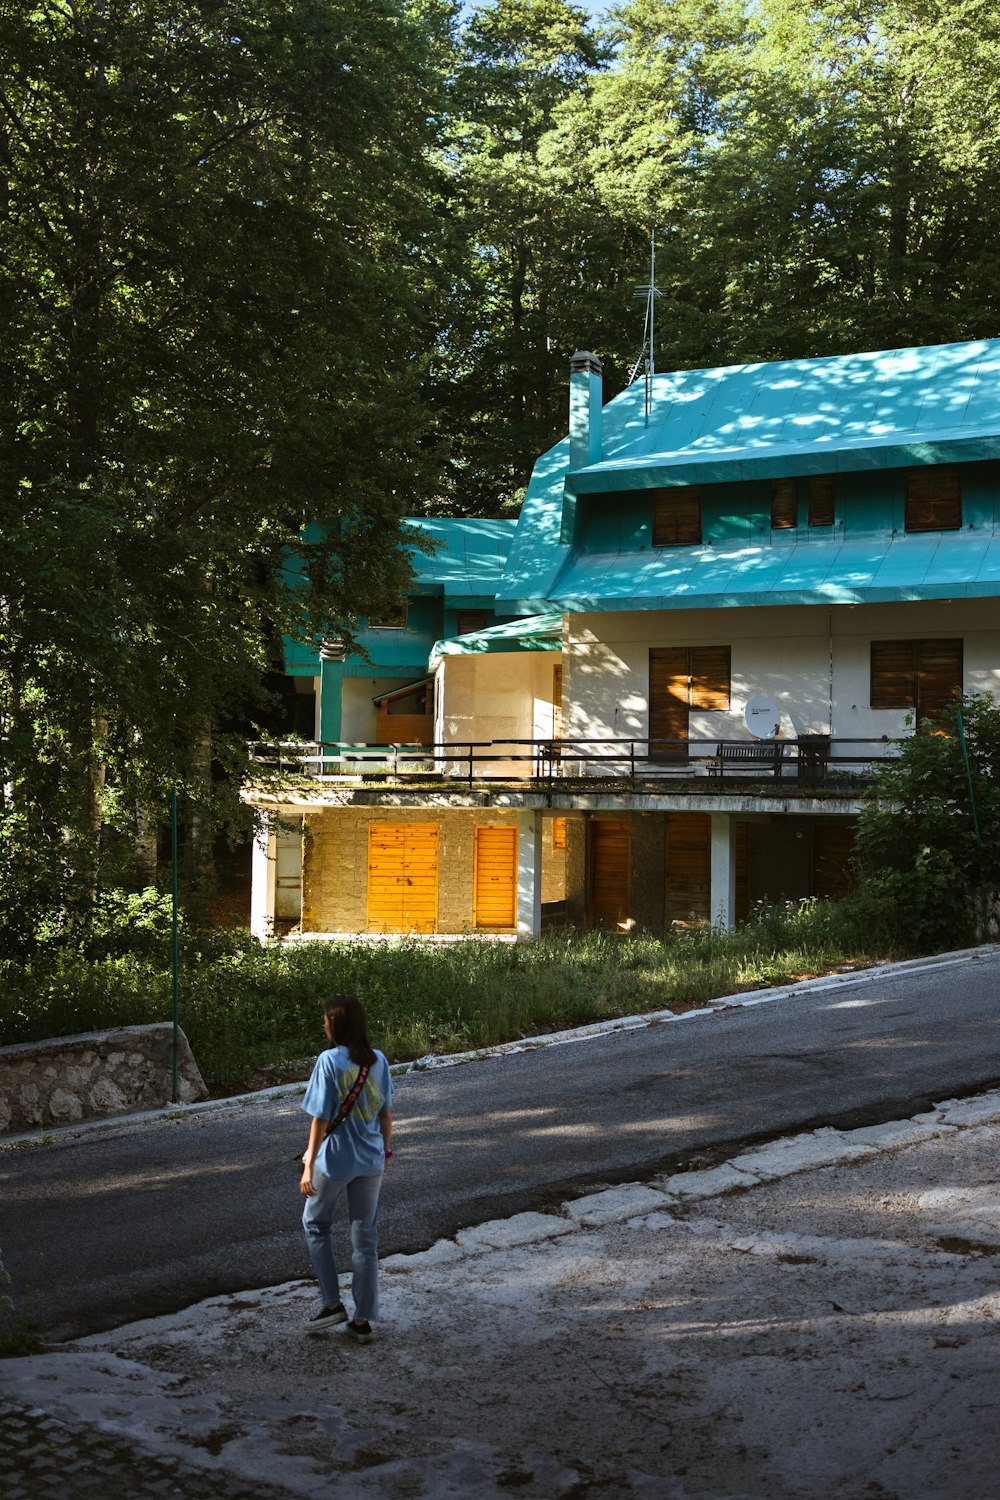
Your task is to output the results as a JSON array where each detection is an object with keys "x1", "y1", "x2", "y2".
[{"x1": 2, "y1": 894, "x2": 901, "y2": 1096}]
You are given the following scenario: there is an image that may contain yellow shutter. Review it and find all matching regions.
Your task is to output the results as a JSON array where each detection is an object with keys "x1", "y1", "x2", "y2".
[
  {"x1": 367, "y1": 824, "x2": 439, "y2": 933},
  {"x1": 473, "y1": 826, "x2": 517, "y2": 929}
]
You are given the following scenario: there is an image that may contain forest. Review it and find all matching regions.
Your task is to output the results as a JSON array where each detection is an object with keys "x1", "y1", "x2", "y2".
[{"x1": 2, "y1": 0, "x2": 1000, "y2": 950}]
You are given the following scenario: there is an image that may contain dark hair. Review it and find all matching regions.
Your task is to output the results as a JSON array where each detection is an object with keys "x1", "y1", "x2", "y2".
[{"x1": 324, "y1": 994, "x2": 376, "y2": 1067}]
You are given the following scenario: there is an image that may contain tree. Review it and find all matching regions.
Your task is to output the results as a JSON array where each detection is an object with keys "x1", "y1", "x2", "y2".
[
  {"x1": 854, "y1": 694, "x2": 1000, "y2": 950},
  {"x1": 0, "y1": 0, "x2": 451, "y2": 948},
  {"x1": 437, "y1": 0, "x2": 613, "y2": 513}
]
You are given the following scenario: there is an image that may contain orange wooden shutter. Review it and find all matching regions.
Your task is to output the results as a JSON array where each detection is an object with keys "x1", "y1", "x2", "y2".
[
  {"x1": 588, "y1": 819, "x2": 630, "y2": 927},
  {"x1": 813, "y1": 820, "x2": 858, "y2": 900},
  {"x1": 905, "y1": 468, "x2": 961, "y2": 531},
  {"x1": 649, "y1": 648, "x2": 690, "y2": 762},
  {"x1": 367, "y1": 824, "x2": 439, "y2": 933},
  {"x1": 870, "y1": 640, "x2": 916, "y2": 708},
  {"x1": 770, "y1": 480, "x2": 797, "y2": 529},
  {"x1": 808, "y1": 477, "x2": 835, "y2": 527},
  {"x1": 652, "y1": 489, "x2": 702, "y2": 546},
  {"x1": 690, "y1": 646, "x2": 731, "y2": 710},
  {"x1": 552, "y1": 816, "x2": 567, "y2": 850},
  {"x1": 666, "y1": 812, "x2": 710, "y2": 923},
  {"x1": 916, "y1": 639, "x2": 963, "y2": 719},
  {"x1": 474, "y1": 826, "x2": 517, "y2": 929}
]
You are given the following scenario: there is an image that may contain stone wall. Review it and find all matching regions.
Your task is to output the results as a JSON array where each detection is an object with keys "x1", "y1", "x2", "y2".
[{"x1": 0, "y1": 1024, "x2": 209, "y2": 1135}]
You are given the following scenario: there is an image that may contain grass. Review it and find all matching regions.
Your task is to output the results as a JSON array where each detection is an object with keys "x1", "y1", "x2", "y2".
[{"x1": 1, "y1": 893, "x2": 904, "y2": 1096}]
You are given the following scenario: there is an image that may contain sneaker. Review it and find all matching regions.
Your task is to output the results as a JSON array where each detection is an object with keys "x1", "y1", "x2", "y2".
[
  {"x1": 346, "y1": 1319, "x2": 373, "y2": 1344},
  {"x1": 306, "y1": 1302, "x2": 348, "y2": 1331}
]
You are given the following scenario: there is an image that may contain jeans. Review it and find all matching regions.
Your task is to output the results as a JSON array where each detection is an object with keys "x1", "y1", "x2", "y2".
[{"x1": 302, "y1": 1169, "x2": 383, "y2": 1323}]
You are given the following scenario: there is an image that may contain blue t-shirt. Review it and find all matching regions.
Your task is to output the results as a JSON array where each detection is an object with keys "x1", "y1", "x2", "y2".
[{"x1": 302, "y1": 1046, "x2": 392, "y2": 1179}]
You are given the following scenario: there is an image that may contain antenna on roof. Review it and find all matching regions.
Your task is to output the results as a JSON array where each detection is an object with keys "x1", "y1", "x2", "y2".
[{"x1": 631, "y1": 228, "x2": 661, "y2": 428}]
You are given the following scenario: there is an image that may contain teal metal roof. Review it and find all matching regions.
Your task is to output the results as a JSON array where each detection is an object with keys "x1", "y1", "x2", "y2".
[
  {"x1": 550, "y1": 534, "x2": 1000, "y2": 612},
  {"x1": 406, "y1": 517, "x2": 517, "y2": 600},
  {"x1": 429, "y1": 612, "x2": 562, "y2": 668},
  {"x1": 499, "y1": 338, "x2": 1000, "y2": 611}
]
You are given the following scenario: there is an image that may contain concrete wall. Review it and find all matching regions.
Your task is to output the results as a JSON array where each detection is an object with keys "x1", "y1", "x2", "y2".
[
  {"x1": 0, "y1": 1025, "x2": 208, "y2": 1135},
  {"x1": 567, "y1": 600, "x2": 1000, "y2": 753},
  {"x1": 340, "y1": 676, "x2": 413, "y2": 743},
  {"x1": 302, "y1": 806, "x2": 567, "y2": 933},
  {"x1": 437, "y1": 652, "x2": 561, "y2": 777}
]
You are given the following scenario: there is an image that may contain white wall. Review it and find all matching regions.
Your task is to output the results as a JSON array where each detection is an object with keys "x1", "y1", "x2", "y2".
[
  {"x1": 566, "y1": 600, "x2": 1000, "y2": 755},
  {"x1": 340, "y1": 676, "x2": 412, "y2": 743},
  {"x1": 438, "y1": 651, "x2": 562, "y2": 777}
]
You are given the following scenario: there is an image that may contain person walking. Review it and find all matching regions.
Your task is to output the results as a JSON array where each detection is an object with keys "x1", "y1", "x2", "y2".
[{"x1": 300, "y1": 994, "x2": 393, "y2": 1343}]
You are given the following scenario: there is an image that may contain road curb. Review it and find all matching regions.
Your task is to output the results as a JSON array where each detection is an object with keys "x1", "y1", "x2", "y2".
[{"x1": 3, "y1": 943, "x2": 996, "y2": 1152}]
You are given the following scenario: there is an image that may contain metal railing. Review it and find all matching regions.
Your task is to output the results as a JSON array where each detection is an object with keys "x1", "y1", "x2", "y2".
[{"x1": 249, "y1": 734, "x2": 900, "y2": 790}]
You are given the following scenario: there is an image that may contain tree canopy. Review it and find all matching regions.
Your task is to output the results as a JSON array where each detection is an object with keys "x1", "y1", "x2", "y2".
[{"x1": 4, "y1": 0, "x2": 1000, "y2": 946}]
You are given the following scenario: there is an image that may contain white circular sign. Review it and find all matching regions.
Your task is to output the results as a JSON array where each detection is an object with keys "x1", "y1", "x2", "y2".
[{"x1": 744, "y1": 696, "x2": 781, "y2": 739}]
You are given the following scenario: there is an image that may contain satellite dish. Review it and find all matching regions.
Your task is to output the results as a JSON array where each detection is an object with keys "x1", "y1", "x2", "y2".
[{"x1": 744, "y1": 695, "x2": 781, "y2": 740}]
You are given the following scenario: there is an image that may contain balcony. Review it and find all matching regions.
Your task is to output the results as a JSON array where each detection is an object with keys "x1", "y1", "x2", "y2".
[{"x1": 249, "y1": 733, "x2": 899, "y2": 793}]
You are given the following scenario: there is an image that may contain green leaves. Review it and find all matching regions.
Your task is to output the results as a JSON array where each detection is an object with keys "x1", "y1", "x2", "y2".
[
  {"x1": 855, "y1": 694, "x2": 1000, "y2": 948},
  {"x1": 1, "y1": 1, "x2": 451, "y2": 945}
]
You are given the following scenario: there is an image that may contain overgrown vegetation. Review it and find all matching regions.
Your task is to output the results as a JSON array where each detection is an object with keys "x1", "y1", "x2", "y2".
[
  {"x1": 2, "y1": 894, "x2": 902, "y2": 1094},
  {"x1": 854, "y1": 693, "x2": 1000, "y2": 952}
]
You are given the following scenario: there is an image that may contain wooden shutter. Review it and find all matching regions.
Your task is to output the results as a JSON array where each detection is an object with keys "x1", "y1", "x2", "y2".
[
  {"x1": 552, "y1": 816, "x2": 567, "y2": 851},
  {"x1": 457, "y1": 610, "x2": 488, "y2": 636},
  {"x1": 367, "y1": 824, "x2": 439, "y2": 933},
  {"x1": 474, "y1": 825, "x2": 517, "y2": 929},
  {"x1": 648, "y1": 648, "x2": 691, "y2": 762},
  {"x1": 916, "y1": 639, "x2": 963, "y2": 720},
  {"x1": 905, "y1": 468, "x2": 961, "y2": 532},
  {"x1": 652, "y1": 488, "x2": 702, "y2": 546},
  {"x1": 870, "y1": 640, "x2": 917, "y2": 708},
  {"x1": 588, "y1": 819, "x2": 630, "y2": 927},
  {"x1": 690, "y1": 646, "x2": 731, "y2": 711},
  {"x1": 871, "y1": 638, "x2": 963, "y2": 715},
  {"x1": 813, "y1": 820, "x2": 858, "y2": 901},
  {"x1": 770, "y1": 480, "x2": 797, "y2": 530},
  {"x1": 666, "y1": 812, "x2": 710, "y2": 923},
  {"x1": 808, "y1": 477, "x2": 835, "y2": 528}
]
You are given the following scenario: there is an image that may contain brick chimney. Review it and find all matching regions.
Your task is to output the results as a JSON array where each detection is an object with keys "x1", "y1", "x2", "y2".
[{"x1": 569, "y1": 351, "x2": 602, "y2": 471}]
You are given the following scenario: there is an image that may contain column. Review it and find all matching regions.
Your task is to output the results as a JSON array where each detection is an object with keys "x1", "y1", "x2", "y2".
[
  {"x1": 515, "y1": 809, "x2": 543, "y2": 941},
  {"x1": 710, "y1": 812, "x2": 737, "y2": 931},
  {"x1": 250, "y1": 813, "x2": 278, "y2": 943}
]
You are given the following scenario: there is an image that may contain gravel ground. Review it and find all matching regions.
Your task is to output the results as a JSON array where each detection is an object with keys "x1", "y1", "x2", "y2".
[{"x1": 3, "y1": 1090, "x2": 999, "y2": 1499}]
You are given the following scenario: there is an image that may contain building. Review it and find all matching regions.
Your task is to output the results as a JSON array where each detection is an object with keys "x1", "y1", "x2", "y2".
[{"x1": 248, "y1": 338, "x2": 1000, "y2": 940}]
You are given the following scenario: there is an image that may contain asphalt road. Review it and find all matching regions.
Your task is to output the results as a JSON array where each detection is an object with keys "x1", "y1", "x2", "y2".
[{"x1": 2, "y1": 950, "x2": 998, "y2": 1341}]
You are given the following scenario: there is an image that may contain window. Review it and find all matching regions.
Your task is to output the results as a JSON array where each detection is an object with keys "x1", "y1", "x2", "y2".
[
  {"x1": 770, "y1": 480, "x2": 797, "y2": 530},
  {"x1": 652, "y1": 488, "x2": 702, "y2": 546},
  {"x1": 456, "y1": 610, "x2": 488, "y2": 636},
  {"x1": 870, "y1": 638, "x2": 963, "y2": 721},
  {"x1": 648, "y1": 646, "x2": 731, "y2": 761},
  {"x1": 905, "y1": 468, "x2": 961, "y2": 532},
  {"x1": 808, "y1": 477, "x2": 836, "y2": 527},
  {"x1": 369, "y1": 603, "x2": 407, "y2": 630}
]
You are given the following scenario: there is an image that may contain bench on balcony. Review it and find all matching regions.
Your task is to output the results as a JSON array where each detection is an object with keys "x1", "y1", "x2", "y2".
[{"x1": 708, "y1": 740, "x2": 786, "y2": 779}]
